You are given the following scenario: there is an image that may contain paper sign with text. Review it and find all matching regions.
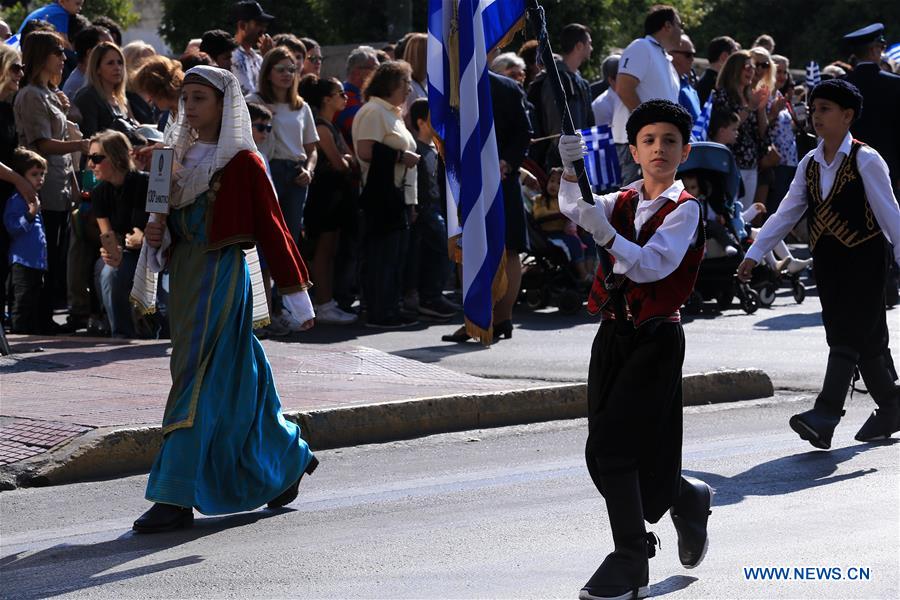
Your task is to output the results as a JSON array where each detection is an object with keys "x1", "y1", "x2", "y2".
[{"x1": 145, "y1": 147, "x2": 175, "y2": 214}]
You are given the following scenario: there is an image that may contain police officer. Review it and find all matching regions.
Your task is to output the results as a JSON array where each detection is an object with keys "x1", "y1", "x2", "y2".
[
  {"x1": 842, "y1": 24, "x2": 900, "y2": 189},
  {"x1": 843, "y1": 23, "x2": 900, "y2": 306}
]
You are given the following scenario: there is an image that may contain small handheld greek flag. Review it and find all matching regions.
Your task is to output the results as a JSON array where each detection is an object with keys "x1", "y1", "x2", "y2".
[
  {"x1": 805, "y1": 61, "x2": 821, "y2": 91},
  {"x1": 579, "y1": 125, "x2": 621, "y2": 191},
  {"x1": 691, "y1": 95, "x2": 714, "y2": 142},
  {"x1": 886, "y1": 43, "x2": 900, "y2": 65}
]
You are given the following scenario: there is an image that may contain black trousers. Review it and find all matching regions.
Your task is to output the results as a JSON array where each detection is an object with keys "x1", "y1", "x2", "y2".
[
  {"x1": 41, "y1": 209, "x2": 69, "y2": 309},
  {"x1": 10, "y1": 263, "x2": 52, "y2": 334},
  {"x1": 586, "y1": 319, "x2": 685, "y2": 524},
  {"x1": 814, "y1": 235, "x2": 888, "y2": 359}
]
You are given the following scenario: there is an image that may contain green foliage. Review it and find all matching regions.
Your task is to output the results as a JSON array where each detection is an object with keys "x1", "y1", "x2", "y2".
[{"x1": 1, "y1": 0, "x2": 139, "y2": 33}]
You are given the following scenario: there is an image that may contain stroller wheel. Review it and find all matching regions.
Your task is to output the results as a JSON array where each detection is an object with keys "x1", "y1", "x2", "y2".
[
  {"x1": 524, "y1": 288, "x2": 544, "y2": 310},
  {"x1": 740, "y1": 288, "x2": 760, "y2": 314},
  {"x1": 558, "y1": 290, "x2": 582, "y2": 315},
  {"x1": 757, "y1": 283, "x2": 777, "y2": 307},
  {"x1": 792, "y1": 279, "x2": 806, "y2": 304}
]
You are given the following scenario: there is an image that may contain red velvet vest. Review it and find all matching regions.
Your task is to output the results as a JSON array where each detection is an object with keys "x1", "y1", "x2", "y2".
[{"x1": 586, "y1": 188, "x2": 705, "y2": 325}]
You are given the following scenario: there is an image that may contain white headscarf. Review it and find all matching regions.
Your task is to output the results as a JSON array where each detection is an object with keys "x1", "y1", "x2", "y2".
[{"x1": 167, "y1": 65, "x2": 258, "y2": 208}]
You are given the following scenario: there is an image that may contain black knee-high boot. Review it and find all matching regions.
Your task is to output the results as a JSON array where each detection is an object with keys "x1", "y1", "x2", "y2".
[
  {"x1": 580, "y1": 471, "x2": 658, "y2": 600},
  {"x1": 855, "y1": 352, "x2": 900, "y2": 442},
  {"x1": 670, "y1": 475, "x2": 713, "y2": 569},
  {"x1": 789, "y1": 346, "x2": 859, "y2": 449}
]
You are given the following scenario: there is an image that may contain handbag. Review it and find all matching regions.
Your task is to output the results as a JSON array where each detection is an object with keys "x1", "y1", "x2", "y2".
[{"x1": 759, "y1": 145, "x2": 781, "y2": 170}]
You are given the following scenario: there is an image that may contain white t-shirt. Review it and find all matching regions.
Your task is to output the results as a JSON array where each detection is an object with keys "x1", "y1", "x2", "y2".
[
  {"x1": 246, "y1": 94, "x2": 320, "y2": 162},
  {"x1": 591, "y1": 87, "x2": 620, "y2": 128},
  {"x1": 611, "y1": 35, "x2": 680, "y2": 143}
]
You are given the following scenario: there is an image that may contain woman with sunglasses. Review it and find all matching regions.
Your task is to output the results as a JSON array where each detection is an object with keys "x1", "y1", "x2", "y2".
[
  {"x1": 712, "y1": 50, "x2": 770, "y2": 210},
  {"x1": 299, "y1": 37, "x2": 322, "y2": 78},
  {"x1": 246, "y1": 47, "x2": 319, "y2": 254},
  {"x1": 298, "y1": 74, "x2": 358, "y2": 324},
  {"x1": 14, "y1": 31, "x2": 90, "y2": 324},
  {"x1": 87, "y1": 130, "x2": 148, "y2": 337},
  {"x1": 132, "y1": 66, "x2": 317, "y2": 532}
]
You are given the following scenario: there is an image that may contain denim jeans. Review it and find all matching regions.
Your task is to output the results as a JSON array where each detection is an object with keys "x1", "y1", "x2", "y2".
[
  {"x1": 363, "y1": 228, "x2": 406, "y2": 322},
  {"x1": 270, "y1": 159, "x2": 309, "y2": 248},
  {"x1": 97, "y1": 250, "x2": 139, "y2": 337}
]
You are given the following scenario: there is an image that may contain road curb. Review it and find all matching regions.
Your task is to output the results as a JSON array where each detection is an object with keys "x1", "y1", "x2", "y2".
[{"x1": 0, "y1": 368, "x2": 772, "y2": 489}]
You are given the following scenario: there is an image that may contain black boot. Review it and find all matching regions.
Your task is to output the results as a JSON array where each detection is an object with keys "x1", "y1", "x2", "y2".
[
  {"x1": 670, "y1": 476, "x2": 713, "y2": 569},
  {"x1": 789, "y1": 347, "x2": 858, "y2": 449},
  {"x1": 580, "y1": 471, "x2": 658, "y2": 600},
  {"x1": 855, "y1": 353, "x2": 900, "y2": 442},
  {"x1": 132, "y1": 503, "x2": 193, "y2": 533},
  {"x1": 267, "y1": 455, "x2": 319, "y2": 509}
]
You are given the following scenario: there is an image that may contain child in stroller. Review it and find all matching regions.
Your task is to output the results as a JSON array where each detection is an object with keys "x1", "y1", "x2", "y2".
[{"x1": 519, "y1": 166, "x2": 591, "y2": 314}]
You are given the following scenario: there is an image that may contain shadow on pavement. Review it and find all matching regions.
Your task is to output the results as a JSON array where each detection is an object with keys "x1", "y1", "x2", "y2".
[
  {"x1": 752, "y1": 311, "x2": 823, "y2": 331},
  {"x1": 0, "y1": 510, "x2": 278, "y2": 600},
  {"x1": 3, "y1": 338, "x2": 171, "y2": 373},
  {"x1": 648, "y1": 574, "x2": 699, "y2": 597},
  {"x1": 686, "y1": 439, "x2": 896, "y2": 508}
]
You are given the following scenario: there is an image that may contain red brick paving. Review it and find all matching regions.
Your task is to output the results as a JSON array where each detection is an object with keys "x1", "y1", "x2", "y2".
[{"x1": 0, "y1": 335, "x2": 538, "y2": 466}]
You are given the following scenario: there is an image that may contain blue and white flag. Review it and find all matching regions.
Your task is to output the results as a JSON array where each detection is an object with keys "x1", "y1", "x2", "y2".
[
  {"x1": 691, "y1": 95, "x2": 714, "y2": 142},
  {"x1": 805, "y1": 61, "x2": 821, "y2": 91},
  {"x1": 886, "y1": 43, "x2": 900, "y2": 65},
  {"x1": 428, "y1": 0, "x2": 525, "y2": 342},
  {"x1": 579, "y1": 125, "x2": 621, "y2": 190}
]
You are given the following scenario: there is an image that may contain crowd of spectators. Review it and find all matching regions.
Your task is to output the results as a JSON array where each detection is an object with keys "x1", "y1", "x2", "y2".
[{"x1": 1, "y1": 1, "x2": 898, "y2": 340}]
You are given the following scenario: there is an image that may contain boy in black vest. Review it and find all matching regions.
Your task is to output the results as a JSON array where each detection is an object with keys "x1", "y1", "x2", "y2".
[
  {"x1": 558, "y1": 100, "x2": 712, "y2": 600},
  {"x1": 738, "y1": 79, "x2": 900, "y2": 449}
]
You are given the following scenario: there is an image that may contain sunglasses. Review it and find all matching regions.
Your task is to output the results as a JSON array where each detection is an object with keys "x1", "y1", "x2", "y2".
[
  {"x1": 333, "y1": 90, "x2": 348, "y2": 98},
  {"x1": 10, "y1": 63, "x2": 24, "y2": 74},
  {"x1": 87, "y1": 154, "x2": 107, "y2": 165},
  {"x1": 754, "y1": 62, "x2": 770, "y2": 69},
  {"x1": 273, "y1": 64, "x2": 297, "y2": 74},
  {"x1": 307, "y1": 56, "x2": 323, "y2": 64},
  {"x1": 51, "y1": 46, "x2": 65, "y2": 57},
  {"x1": 252, "y1": 123, "x2": 273, "y2": 133}
]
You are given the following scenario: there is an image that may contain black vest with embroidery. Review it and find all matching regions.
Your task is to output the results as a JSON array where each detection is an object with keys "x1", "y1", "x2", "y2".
[{"x1": 806, "y1": 140, "x2": 881, "y2": 250}]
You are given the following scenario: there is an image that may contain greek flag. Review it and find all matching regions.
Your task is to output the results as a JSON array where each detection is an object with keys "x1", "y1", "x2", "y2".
[
  {"x1": 579, "y1": 125, "x2": 621, "y2": 190},
  {"x1": 805, "y1": 61, "x2": 821, "y2": 91},
  {"x1": 691, "y1": 95, "x2": 714, "y2": 142},
  {"x1": 886, "y1": 43, "x2": 900, "y2": 64},
  {"x1": 428, "y1": 0, "x2": 525, "y2": 341}
]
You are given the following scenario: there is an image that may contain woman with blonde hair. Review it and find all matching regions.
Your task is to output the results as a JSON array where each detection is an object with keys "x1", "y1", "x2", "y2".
[
  {"x1": 122, "y1": 40, "x2": 156, "y2": 123},
  {"x1": 402, "y1": 33, "x2": 427, "y2": 114},
  {"x1": 73, "y1": 41, "x2": 135, "y2": 138},
  {"x1": 87, "y1": 130, "x2": 148, "y2": 337}
]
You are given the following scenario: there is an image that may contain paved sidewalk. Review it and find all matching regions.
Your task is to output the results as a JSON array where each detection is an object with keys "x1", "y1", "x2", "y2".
[{"x1": 0, "y1": 334, "x2": 539, "y2": 468}]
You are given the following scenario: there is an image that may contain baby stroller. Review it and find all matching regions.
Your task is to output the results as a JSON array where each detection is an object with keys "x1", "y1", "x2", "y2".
[
  {"x1": 678, "y1": 142, "x2": 761, "y2": 314},
  {"x1": 519, "y1": 204, "x2": 586, "y2": 315}
]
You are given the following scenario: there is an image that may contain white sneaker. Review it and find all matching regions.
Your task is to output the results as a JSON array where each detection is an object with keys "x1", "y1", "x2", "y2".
[
  {"x1": 787, "y1": 257, "x2": 812, "y2": 274},
  {"x1": 272, "y1": 311, "x2": 304, "y2": 333},
  {"x1": 315, "y1": 300, "x2": 357, "y2": 325}
]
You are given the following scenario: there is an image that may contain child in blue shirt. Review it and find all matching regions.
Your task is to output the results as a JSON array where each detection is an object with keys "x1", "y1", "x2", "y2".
[{"x1": 3, "y1": 148, "x2": 51, "y2": 333}]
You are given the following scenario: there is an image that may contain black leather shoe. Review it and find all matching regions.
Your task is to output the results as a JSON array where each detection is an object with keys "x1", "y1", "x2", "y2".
[
  {"x1": 670, "y1": 476, "x2": 713, "y2": 569},
  {"x1": 268, "y1": 455, "x2": 319, "y2": 509},
  {"x1": 789, "y1": 407, "x2": 843, "y2": 449},
  {"x1": 492, "y1": 319, "x2": 513, "y2": 341},
  {"x1": 441, "y1": 326, "x2": 472, "y2": 343},
  {"x1": 132, "y1": 503, "x2": 193, "y2": 533},
  {"x1": 855, "y1": 405, "x2": 900, "y2": 442}
]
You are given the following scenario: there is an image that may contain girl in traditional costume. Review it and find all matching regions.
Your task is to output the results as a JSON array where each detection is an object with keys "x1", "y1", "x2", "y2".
[{"x1": 131, "y1": 66, "x2": 318, "y2": 533}]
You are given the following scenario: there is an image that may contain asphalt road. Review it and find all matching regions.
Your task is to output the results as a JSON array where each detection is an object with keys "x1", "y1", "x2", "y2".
[
  {"x1": 2, "y1": 395, "x2": 897, "y2": 600},
  {"x1": 289, "y1": 283, "x2": 900, "y2": 392}
]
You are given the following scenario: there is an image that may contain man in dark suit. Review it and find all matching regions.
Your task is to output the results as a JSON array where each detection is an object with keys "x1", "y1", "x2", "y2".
[{"x1": 843, "y1": 23, "x2": 900, "y2": 189}]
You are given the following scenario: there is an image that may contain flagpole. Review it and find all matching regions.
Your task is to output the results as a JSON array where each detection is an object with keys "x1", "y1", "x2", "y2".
[{"x1": 524, "y1": 0, "x2": 617, "y2": 289}]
